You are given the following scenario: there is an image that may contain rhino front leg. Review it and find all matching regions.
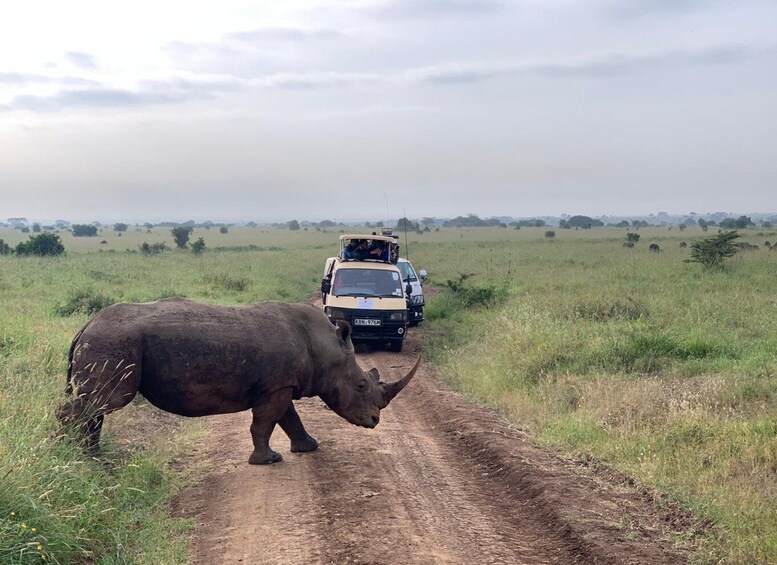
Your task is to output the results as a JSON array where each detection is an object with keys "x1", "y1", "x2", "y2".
[
  {"x1": 279, "y1": 403, "x2": 319, "y2": 453},
  {"x1": 248, "y1": 387, "x2": 293, "y2": 465}
]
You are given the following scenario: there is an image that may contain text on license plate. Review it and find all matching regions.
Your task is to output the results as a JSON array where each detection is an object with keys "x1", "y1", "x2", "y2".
[{"x1": 354, "y1": 318, "x2": 382, "y2": 326}]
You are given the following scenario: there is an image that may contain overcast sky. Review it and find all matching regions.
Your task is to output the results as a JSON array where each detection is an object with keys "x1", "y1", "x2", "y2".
[{"x1": 1, "y1": 0, "x2": 775, "y2": 222}]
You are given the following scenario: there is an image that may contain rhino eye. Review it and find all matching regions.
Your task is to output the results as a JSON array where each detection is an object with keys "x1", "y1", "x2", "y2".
[{"x1": 357, "y1": 379, "x2": 368, "y2": 391}]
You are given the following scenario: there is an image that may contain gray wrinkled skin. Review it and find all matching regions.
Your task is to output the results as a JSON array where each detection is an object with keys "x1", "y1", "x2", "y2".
[{"x1": 56, "y1": 297, "x2": 418, "y2": 464}]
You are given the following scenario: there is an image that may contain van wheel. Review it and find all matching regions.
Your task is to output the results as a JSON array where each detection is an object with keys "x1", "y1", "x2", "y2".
[{"x1": 389, "y1": 340, "x2": 403, "y2": 352}]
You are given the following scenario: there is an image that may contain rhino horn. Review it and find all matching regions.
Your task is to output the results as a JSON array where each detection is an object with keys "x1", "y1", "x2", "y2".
[{"x1": 381, "y1": 355, "x2": 421, "y2": 404}]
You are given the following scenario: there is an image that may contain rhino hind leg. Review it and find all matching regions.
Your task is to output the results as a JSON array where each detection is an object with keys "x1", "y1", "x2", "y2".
[
  {"x1": 279, "y1": 403, "x2": 319, "y2": 453},
  {"x1": 248, "y1": 388, "x2": 294, "y2": 465}
]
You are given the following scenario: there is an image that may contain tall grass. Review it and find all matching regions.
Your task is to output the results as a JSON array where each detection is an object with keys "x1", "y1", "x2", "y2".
[{"x1": 417, "y1": 227, "x2": 777, "y2": 564}]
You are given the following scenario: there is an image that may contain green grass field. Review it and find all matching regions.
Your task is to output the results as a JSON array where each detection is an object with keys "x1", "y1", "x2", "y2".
[{"x1": 1, "y1": 224, "x2": 775, "y2": 563}]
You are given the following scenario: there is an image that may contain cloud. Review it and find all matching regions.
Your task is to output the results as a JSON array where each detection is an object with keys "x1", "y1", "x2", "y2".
[
  {"x1": 411, "y1": 44, "x2": 762, "y2": 85},
  {"x1": 371, "y1": 0, "x2": 502, "y2": 19},
  {"x1": 0, "y1": 72, "x2": 52, "y2": 85},
  {"x1": 65, "y1": 51, "x2": 98, "y2": 69},
  {"x1": 604, "y1": 0, "x2": 726, "y2": 19},
  {"x1": 0, "y1": 76, "x2": 245, "y2": 112},
  {"x1": 226, "y1": 27, "x2": 343, "y2": 43},
  {"x1": 259, "y1": 71, "x2": 382, "y2": 89}
]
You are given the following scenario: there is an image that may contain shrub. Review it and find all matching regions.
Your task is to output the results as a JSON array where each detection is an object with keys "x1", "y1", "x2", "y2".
[
  {"x1": 544, "y1": 230, "x2": 556, "y2": 239},
  {"x1": 53, "y1": 288, "x2": 116, "y2": 316},
  {"x1": 15, "y1": 233, "x2": 65, "y2": 256},
  {"x1": 626, "y1": 232, "x2": 641, "y2": 243},
  {"x1": 440, "y1": 273, "x2": 508, "y2": 308},
  {"x1": 191, "y1": 237, "x2": 206, "y2": 255},
  {"x1": 139, "y1": 242, "x2": 168, "y2": 255},
  {"x1": 686, "y1": 231, "x2": 740, "y2": 270},
  {"x1": 113, "y1": 223, "x2": 128, "y2": 232},
  {"x1": 0, "y1": 239, "x2": 11, "y2": 255},
  {"x1": 219, "y1": 226, "x2": 228, "y2": 234},
  {"x1": 170, "y1": 226, "x2": 193, "y2": 249}
]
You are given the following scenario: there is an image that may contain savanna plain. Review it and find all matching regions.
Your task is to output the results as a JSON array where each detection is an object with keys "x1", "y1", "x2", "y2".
[{"x1": 0, "y1": 225, "x2": 775, "y2": 564}]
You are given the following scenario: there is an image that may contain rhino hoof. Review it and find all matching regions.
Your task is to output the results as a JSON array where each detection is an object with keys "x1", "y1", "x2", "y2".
[
  {"x1": 248, "y1": 450, "x2": 283, "y2": 465},
  {"x1": 290, "y1": 435, "x2": 319, "y2": 453}
]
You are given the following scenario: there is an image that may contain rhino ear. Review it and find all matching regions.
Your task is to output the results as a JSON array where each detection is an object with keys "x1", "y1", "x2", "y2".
[
  {"x1": 335, "y1": 320, "x2": 352, "y2": 345},
  {"x1": 367, "y1": 368, "x2": 380, "y2": 382}
]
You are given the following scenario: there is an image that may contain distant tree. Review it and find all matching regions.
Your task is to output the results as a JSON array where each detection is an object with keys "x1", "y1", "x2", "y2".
[
  {"x1": 316, "y1": 220, "x2": 336, "y2": 228},
  {"x1": 762, "y1": 221, "x2": 773, "y2": 228},
  {"x1": 288, "y1": 220, "x2": 300, "y2": 231},
  {"x1": 144, "y1": 222, "x2": 154, "y2": 229},
  {"x1": 219, "y1": 226, "x2": 228, "y2": 234},
  {"x1": 615, "y1": 220, "x2": 630, "y2": 228},
  {"x1": 191, "y1": 237, "x2": 206, "y2": 254},
  {"x1": 72, "y1": 224, "x2": 98, "y2": 237},
  {"x1": 558, "y1": 219, "x2": 569, "y2": 229},
  {"x1": 113, "y1": 223, "x2": 129, "y2": 232},
  {"x1": 686, "y1": 231, "x2": 740, "y2": 270},
  {"x1": 720, "y1": 216, "x2": 753, "y2": 229},
  {"x1": 396, "y1": 217, "x2": 419, "y2": 232},
  {"x1": 32, "y1": 223, "x2": 41, "y2": 233},
  {"x1": 567, "y1": 215, "x2": 603, "y2": 228},
  {"x1": 15, "y1": 233, "x2": 65, "y2": 256},
  {"x1": 376, "y1": 221, "x2": 384, "y2": 228},
  {"x1": 626, "y1": 232, "x2": 641, "y2": 243},
  {"x1": 171, "y1": 226, "x2": 193, "y2": 249},
  {"x1": 20, "y1": 227, "x2": 30, "y2": 233},
  {"x1": 0, "y1": 239, "x2": 11, "y2": 255},
  {"x1": 678, "y1": 224, "x2": 686, "y2": 231},
  {"x1": 544, "y1": 230, "x2": 556, "y2": 238}
]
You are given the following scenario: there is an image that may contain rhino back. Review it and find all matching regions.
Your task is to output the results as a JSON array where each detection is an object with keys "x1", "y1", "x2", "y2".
[{"x1": 78, "y1": 299, "x2": 328, "y2": 417}]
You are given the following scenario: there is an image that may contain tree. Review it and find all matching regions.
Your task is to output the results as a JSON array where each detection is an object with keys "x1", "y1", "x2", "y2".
[
  {"x1": 720, "y1": 216, "x2": 753, "y2": 229},
  {"x1": 191, "y1": 237, "x2": 206, "y2": 254},
  {"x1": 219, "y1": 226, "x2": 228, "y2": 234},
  {"x1": 113, "y1": 223, "x2": 129, "y2": 232},
  {"x1": 144, "y1": 222, "x2": 154, "y2": 229},
  {"x1": 171, "y1": 226, "x2": 193, "y2": 249},
  {"x1": 0, "y1": 239, "x2": 11, "y2": 255},
  {"x1": 288, "y1": 220, "x2": 300, "y2": 231},
  {"x1": 72, "y1": 224, "x2": 98, "y2": 237},
  {"x1": 32, "y1": 223, "x2": 41, "y2": 233},
  {"x1": 396, "y1": 217, "x2": 419, "y2": 232},
  {"x1": 686, "y1": 231, "x2": 740, "y2": 270},
  {"x1": 15, "y1": 233, "x2": 65, "y2": 256},
  {"x1": 567, "y1": 215, "x2": 603, "y2": 228}
]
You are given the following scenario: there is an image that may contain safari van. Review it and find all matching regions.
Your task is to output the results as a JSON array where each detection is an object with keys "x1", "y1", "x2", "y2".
[
  {"x1": 321, "y1": 234, "x2": 409, "y2": 351},
  {"x1": 396, "y1": 258, "x2": 427, "y2": 326}
]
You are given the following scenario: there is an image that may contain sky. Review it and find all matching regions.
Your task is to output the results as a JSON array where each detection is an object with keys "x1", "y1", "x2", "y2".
[{"x1": 0, "y1": 0, "x2": 775, "y2": 223}]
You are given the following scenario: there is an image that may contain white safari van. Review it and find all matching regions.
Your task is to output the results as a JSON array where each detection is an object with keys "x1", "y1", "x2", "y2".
[{"x1": 321, "y1": 234, "x2": 409, "y2": 351}]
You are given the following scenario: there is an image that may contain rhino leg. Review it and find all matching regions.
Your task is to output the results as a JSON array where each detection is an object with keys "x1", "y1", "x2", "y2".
[
  {"x1": 248, "y1": 388, "x2": 294, "y2": 465},
  {"x1": 279, "y1": 403, "x2": 319, "y2": 453}
]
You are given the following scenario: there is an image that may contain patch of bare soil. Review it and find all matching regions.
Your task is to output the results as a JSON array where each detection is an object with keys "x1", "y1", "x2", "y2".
[{"x1": 173, "y1": 321, "x2": 699, "y2": 564}]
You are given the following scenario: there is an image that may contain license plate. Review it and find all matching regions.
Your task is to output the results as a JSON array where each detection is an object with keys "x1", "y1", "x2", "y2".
[{"x1": 354, "y1": 318, "x2": 381, "y2": 326}]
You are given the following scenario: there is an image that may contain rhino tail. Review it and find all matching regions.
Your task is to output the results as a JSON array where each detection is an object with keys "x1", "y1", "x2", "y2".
[{"x1": 64, "y1": 322, "x2": 90, "y2": 396}]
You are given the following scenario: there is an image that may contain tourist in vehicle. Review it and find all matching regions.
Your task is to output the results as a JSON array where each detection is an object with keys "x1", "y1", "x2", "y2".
[
  {"x1": 368, "y1": 240, "x2": 390, "y2": 262},
  {"x1": 343, "y1": 239, "x2": 369, "y2": 261}
]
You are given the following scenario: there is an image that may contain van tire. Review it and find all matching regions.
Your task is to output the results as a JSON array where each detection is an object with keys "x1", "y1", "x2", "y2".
[{"x1": 389, "y1": 340, "x2": 403, "y2": 352}]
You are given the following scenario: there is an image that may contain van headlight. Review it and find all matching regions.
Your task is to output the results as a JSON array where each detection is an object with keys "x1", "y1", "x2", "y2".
[
  {"x1": 325, "y1": 307, "x2": 347, "y2": 320},
  {"x1": 389, "y1": 311, "x2": 407, "y2": 321}
]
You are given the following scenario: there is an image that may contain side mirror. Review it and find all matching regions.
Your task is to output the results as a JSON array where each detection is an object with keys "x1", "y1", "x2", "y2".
[
  {"x1": 405, "y1": 283, "x2": 412, "y2": 297},
  {"x1": 321, "y1": 277, "x2": 331, "y2": 294},
  {"x1": 419, "y1": 269, "x2": 427, "y2": 281}
]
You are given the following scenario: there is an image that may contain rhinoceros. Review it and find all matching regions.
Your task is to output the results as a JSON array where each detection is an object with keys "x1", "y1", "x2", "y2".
[{"x1": 56, "y1": 297, "x2": 418, "y2": 464}]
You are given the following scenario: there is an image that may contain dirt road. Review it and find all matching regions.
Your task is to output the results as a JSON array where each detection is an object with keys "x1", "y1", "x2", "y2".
[{"x1": 176, "y1": 331, "x2": 696, "y2": 564}]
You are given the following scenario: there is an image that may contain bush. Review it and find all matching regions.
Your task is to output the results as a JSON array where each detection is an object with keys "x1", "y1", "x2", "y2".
[
  {"x1": 0, "y1": 239, "x2": 11, "y2": 255},
  {"x1": 139, "y1": 242, "x2": 168, "y2": 255},
  {"x1": 686, "y1": 231, "x2": 740, "y2": 270},
  {"x1": 626, "y1": 232, "x2": 641, "y2": 243},
  {"x1": 219, "y1": 226, "x2": 228, "y2": 234},
  {"x1": 191, "y1": 237, "x2": 206, "y2": 254},
  {"x1": 544, "y1": 230, "x2": 556, "y2": 239},
  {"x1": 15, "y1": 233, "x2": 65, "y2": 256},
  {"x1": 53, "y1": 288, "x2": 116, "y2": 316},
  {"x1": 113, "y1": 223, "x2": 128, "y2": 232},
  {"x1": 440, "y1": 273, "x2": 508, "y2": 308}
]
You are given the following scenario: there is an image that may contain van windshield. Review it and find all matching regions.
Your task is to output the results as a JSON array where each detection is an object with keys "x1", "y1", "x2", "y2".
[
  {"x1": 397, "y1": 261, "x2": 417, "y2": 282},
  {"x1": 332, "y1": 268, "x2": 404, "y2": 298}
]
